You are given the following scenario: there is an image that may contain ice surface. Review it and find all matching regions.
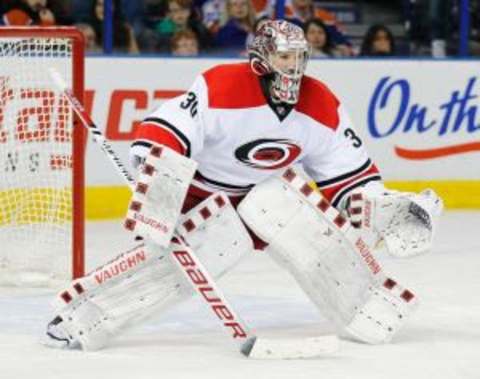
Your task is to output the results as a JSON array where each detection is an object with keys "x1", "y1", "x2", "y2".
[{"x1": 1, "y1": 212, "x2": 479, "y2": 379}]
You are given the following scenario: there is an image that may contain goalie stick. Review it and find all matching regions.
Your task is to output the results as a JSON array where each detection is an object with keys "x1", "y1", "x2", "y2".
[{"x1": 49, "y1": 68, "x2": 338, "y2": 359}]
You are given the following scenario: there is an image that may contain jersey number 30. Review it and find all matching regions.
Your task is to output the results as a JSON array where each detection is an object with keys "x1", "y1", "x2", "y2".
[{"x1": 180, "y1": 92, "x2": 198, "y2": 118}]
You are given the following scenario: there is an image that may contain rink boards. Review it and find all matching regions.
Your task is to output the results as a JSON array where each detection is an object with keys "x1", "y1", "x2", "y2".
[{"x1": 4, "y1": 57, "x2": 478, "y2": 218}]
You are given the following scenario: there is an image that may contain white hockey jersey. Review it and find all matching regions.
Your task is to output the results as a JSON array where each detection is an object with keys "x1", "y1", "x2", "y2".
[{"x1": 131, "y1": 63, "x2": 380, "y2": 207}]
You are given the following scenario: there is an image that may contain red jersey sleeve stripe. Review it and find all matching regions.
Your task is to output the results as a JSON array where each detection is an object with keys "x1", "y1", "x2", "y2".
[
  {"x1": 319, "y1": 163, "x2": 382, "y2": 207},
  {"x1": 134, "y1": 122, "x2": 185, "y2": 155},
  {"x1": 317, "y1": 159, "x2": 374, "y2": 188}
]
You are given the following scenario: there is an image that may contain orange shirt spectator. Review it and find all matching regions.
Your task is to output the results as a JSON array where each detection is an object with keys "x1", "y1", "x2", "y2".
[{"x1": 2, "y1": 0, "x2": 57, "y2": 26}]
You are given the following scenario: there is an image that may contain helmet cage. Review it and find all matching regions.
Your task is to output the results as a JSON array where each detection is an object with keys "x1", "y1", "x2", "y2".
[{"x1": 248, "y1": 20, "x2": 310, "y2": 104}]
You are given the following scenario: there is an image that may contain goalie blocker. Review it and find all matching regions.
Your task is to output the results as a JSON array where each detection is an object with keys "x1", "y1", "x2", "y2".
[{"x1": 124, "y1": 144, "x2": 197, "y2": 247}]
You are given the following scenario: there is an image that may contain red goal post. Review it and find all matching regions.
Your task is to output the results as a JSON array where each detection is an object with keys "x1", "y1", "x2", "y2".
[{"x1": 0, "y1": 27, "x2": 85, "y2": 285}]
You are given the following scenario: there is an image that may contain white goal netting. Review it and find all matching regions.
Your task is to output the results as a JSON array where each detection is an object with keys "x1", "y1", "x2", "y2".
[{"x1": 0, "y1": 35, "x2": 78, "y2": 286}]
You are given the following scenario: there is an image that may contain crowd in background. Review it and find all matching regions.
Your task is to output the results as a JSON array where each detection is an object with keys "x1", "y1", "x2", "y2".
[{"x1": 0, "y1": 0, "x2": 479, "y2": 58}]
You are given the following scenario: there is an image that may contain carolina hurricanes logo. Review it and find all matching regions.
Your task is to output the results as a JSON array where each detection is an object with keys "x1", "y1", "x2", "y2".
[{"x1": 235, "y1": 139, "x2": 302, "y2": 170}]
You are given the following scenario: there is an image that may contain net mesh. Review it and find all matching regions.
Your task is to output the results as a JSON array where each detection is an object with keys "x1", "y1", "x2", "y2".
[{"x1": 0, "y1": 36, "x2": 74, "y2": 286}]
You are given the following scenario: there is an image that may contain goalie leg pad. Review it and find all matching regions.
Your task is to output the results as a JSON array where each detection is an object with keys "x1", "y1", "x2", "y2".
[
  {"x1": 48, "y1": 193, "x2": 252, "y2": 351},
  {"x1": 176, "y1": 192, "x2": 253, "y2": 278},
  {"x1": 345, "y1": 278, "x2": 417, "y2": 344},
  {"x1": 238, "y1": 167, "x2": 418, "y2": 344},
  {"x1": 50, "y1": 241, "x2": 189, "y2": 351},
  {"x1": 124, "y1": 144, "x2": 198, "y2": 247}
]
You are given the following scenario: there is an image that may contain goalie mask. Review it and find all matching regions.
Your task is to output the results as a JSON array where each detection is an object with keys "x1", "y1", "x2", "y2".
[{"x1": 248, "y1": 20, "x2": 310, "y2": 104}]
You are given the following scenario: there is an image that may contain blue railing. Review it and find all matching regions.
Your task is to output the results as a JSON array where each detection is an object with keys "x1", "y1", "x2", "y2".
[
  {"x1": 103, "y1": 0, "x2": 114, "y2": 54},
  {"x1": 459, "y1": 0, "x2": 470, "y2": 56}
]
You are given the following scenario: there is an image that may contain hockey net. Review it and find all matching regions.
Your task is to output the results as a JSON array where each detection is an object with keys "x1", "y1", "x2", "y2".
[{"x1": 0, "y1": 28, "x2": 85, "y2": 286}]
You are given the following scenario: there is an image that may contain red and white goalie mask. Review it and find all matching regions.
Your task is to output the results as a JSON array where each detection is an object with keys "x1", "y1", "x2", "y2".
[{"x1": 248, "y1": 20, "x2": 310, "y2": 104}]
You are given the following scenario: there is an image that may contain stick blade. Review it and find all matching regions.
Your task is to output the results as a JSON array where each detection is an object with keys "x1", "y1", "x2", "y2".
[{"x1": 243, "y1": 335, "x2": 339, "y2": 360}]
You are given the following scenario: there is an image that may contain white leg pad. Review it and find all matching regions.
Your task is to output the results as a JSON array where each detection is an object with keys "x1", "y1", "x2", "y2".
[
  {"x1": 238, "y1": 168, "x2": 418, "y2": 344},
  {"x1": 176, "y1": 192, "x2": 253, "y2": 278},
  {"x1": 345, "y1": 277, "x2": 416, "y2": 344},
  {"x1": 51, "y1": 193, "x2": 252, "y2": 351},
  {"x1": 54, "y1": 242, "x2": 189, "y2": 351}
]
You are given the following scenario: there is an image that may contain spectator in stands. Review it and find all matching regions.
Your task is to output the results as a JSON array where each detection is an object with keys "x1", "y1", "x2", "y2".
[
  {"x1": 171, "y1": 29, "x2": 200, "y2": 56},
  {"x1": 285, "y1": 0, "x2": 316, "y2": 23},
  {"x1": 72, "y1": 0, "x2": 142, "y2": 27},
  {"x1": 260, "y1": 0, "x2": 353, "y2": 56},
  {"x1": 304, "y1": 18, "x2": 341, "y2": 58},
  {"x1": 214, "y1": 0, "x2": 256, "y2": 50},
  {"x1": 428, "y1": 0, "x2": 449, "y2": 57},
  {"x1": 200, "y1": 0, "x2": 224, "y2": 35},
  {"x1": 142, "y1": 0, "x2": 210, "y2": 53},
  {"x1": 200, "y1": 0, "x2": 263, "y2": 36},
  {"x1": 403, "y1": 0, "x2": 452, "y2": 57},
  {"x1": 140, "y1": 0, "x2": 165, "y2": 28},
  {"x1": 155, "y1": 0, "x2": 191, "y2": 37},
  {"x1": 0, "y1": 0, "x2": 63, "y2": 26},
  {"x1": 360, "y1": 24, "x2": 396, "y2": 57},
  {"x1": 88, "y1": 0, "x2": 139, "y2": 53},
  {"x1": 75, "y1": 22, "x2": 101, "y2": 53},
  {"x1": 201, "y1": 0, "x2": 265, "y2": 37},
  {"x1": 120, "y1": 0, "x2": 144, "y2": 29},
  {"x1": 135, "y1": 0, "x2": 165, "y2": 51}
]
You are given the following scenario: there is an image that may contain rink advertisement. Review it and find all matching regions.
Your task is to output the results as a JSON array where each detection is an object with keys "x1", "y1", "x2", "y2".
[{"x1": 75, "y1": 58, "x2": 480, "y2": 215}]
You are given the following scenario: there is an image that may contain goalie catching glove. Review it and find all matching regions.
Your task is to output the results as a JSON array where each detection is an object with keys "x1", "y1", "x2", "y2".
[{"x1": 344, "y1": 182, "x2": 443, "y2": 258}]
